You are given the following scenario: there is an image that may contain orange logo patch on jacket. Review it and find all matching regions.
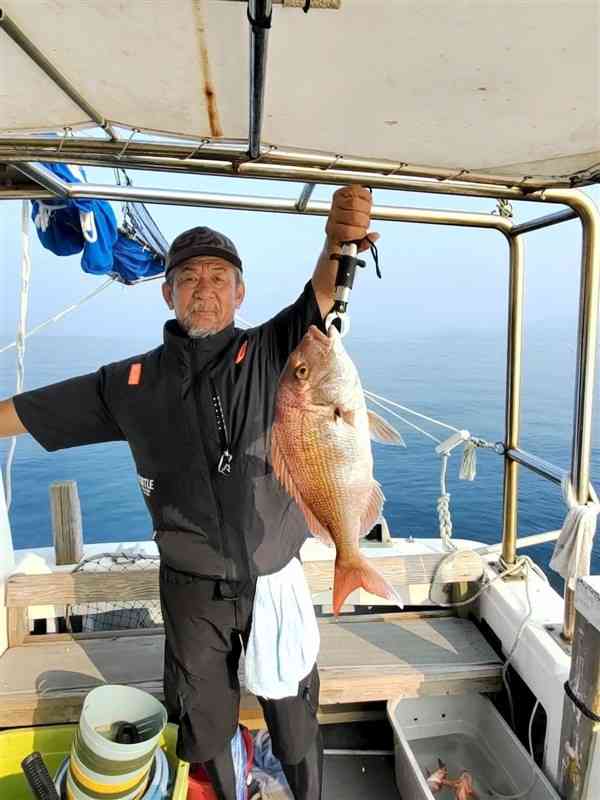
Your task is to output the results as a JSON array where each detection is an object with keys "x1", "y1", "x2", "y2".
[
  {"x1": 128, "y1": 363, "x2": 142, "y2": 385},
  {"x1": 235, "y1": 341, "x2": 248, "y2": 365}
]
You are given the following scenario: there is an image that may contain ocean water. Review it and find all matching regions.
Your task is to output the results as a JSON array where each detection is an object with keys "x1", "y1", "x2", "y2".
[{"x1": 2, "y1": 327, "x2": 600, "y2": 595}]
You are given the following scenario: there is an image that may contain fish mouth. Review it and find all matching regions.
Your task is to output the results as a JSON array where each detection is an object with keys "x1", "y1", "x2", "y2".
[{"x1": 306, "y1": 325, "x2": 335, "y2": 350}]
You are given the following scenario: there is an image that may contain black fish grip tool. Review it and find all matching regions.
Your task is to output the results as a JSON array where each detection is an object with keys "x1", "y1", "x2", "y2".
[{"x1": 325, "y1": 242, "x2": 366, "y2": 337}]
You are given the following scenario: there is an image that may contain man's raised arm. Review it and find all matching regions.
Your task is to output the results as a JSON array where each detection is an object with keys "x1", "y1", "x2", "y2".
[
  {"x1": 311, "y1": 185, "x2": 379, "y2": 320},
  {"x1": 0, "y1": 398, "x2": 27, "y2": 438}
]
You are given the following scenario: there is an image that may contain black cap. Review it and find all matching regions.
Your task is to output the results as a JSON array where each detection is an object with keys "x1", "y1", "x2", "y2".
[{"x1": 165, "y1": 226, "x2": 242, "y2": 278}]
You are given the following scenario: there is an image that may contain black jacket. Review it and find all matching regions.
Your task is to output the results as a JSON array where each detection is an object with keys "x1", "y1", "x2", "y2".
[{"x1": 14, "y1": 281, "x2": 324, "y2": 581}]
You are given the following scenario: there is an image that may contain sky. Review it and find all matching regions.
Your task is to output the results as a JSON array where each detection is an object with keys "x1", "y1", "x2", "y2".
[{"x1": 1, "y1": 169, "x2": 599, "y2": 355}]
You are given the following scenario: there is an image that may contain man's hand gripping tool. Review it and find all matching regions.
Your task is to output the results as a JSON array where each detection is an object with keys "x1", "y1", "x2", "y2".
[{"x1": 325, "y1": 243, "x2": 366, "y2": 337}]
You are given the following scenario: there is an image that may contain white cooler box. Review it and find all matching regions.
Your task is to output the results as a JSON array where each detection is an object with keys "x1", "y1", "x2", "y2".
[{"x1": 387, "y1": 694, "x2": 560, "y2": 800}]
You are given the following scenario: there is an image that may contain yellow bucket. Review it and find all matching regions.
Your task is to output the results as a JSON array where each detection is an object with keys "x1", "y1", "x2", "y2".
[{"x1": 0, "y1": 723, "x2": 189, "y2": 800}]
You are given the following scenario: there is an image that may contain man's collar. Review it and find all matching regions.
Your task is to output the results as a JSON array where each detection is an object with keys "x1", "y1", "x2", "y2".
[
  {"x1": 163, "y1": 319, "x2": 236, "y2": 372},
  {"x1": 164, "y1": 318, "x2": 235, "y2": 347}
]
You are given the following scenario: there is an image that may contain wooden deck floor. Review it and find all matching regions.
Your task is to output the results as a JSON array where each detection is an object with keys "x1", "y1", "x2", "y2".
[{"x1": 0, "y1": 614, "x2": 501, "y2": 728}]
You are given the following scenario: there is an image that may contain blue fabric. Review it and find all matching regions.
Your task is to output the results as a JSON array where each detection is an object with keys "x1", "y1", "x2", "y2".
[
  {"x1": 112, "y1": 233, "x2": 165, "y2": 285},
  {"x1": 79, "y1": 201, "x2": 119, "y2": 275},
  {"x1": 31, "y1": 201, "x2": 84, "y2": 256},
  {"x1": 30, "y1": 162, "x2": 165, "y2": 284}
]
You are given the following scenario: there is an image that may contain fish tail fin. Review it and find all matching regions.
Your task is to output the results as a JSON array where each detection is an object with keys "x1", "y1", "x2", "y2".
[{"x1": 333, "y1": 554, "x2": 403, "y2": 615}]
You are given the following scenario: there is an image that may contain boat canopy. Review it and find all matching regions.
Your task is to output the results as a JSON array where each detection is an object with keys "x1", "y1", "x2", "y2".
[{"x1": 1, "y1": 0, "x2": 599, "y2": 188}]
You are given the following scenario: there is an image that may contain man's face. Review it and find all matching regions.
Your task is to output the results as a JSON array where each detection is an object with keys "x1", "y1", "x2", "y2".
[{"x1": 162, "y1": 257, "x2": 245, "y2": 337}]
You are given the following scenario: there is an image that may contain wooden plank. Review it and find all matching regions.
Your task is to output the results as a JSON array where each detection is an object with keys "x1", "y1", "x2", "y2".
[
  {"x1": 7, "y1": 570, "x2": 159, "y2": 607},
  {"x1": 317, "y1": 666, "x2": 502, "y2": 705},
  {"x1": 1, "y1": 619, "x2": 499, "y2": 693},
  {"x1": 7, "y1": 551, "x2": 484, "y2": 608},
  {"x1": 0, "y1": 686, "x2": 387, "y2": 730},
  {"x1": 22, "y1": 627, "x2": 161, "y2": 646},
  {"x1": 21, "y1": 609, "x2": 454, "y2": 645},
  {"x1": 0, "y1": 616, "x2": 501, "y2": 727},
  {"x1": 50, "y1": 481, "x2": 83, "y2": 565},
  {"x1": 303, "y1": 552, "x2": 483, "y2": 592},
  {"x1": 7, "y1": 607, "x2": 28, "y2": 647}
]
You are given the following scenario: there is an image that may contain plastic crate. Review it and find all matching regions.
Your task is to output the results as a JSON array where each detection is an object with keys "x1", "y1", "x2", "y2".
[{"x1": 0, "y1": 722, "x2": 189, "y2": 799}]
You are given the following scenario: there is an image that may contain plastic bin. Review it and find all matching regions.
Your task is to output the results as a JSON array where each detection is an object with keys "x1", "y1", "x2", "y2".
[
  {"x1": 387, "y1": 694, "x2": 560, "y2": 800},
  {"x1": 0, "y1": 722, "x2": 189, "y2": 800}
]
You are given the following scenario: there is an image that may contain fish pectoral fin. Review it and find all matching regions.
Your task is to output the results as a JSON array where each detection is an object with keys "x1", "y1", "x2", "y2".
[
  {"x1": 367, "y1": 410, "x2": 406, "y2": 446},
  {"x1": 336, "y1": 407, "x2": 357, "y2": 427},
  {"x1": 271, "y1": 424, "x2": 334, "y2": 546},
  {"x1": 359, "y1": 482, "x2": 385, "y2": 538}
]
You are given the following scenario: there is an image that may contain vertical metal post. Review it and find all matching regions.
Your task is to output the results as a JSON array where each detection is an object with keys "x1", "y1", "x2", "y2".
[
  {"x1": 559, "y1": 577, "x2": 600, "y2": 799},
  {"x1": 248, "y1": 0, "x2": 272, "y2": 159},
  {"x1": 501, "y1": 234, "x2": 525, "y2": 566},
  {"x1": 547, "y1": 189, "x2": 600, "y2": 641}
]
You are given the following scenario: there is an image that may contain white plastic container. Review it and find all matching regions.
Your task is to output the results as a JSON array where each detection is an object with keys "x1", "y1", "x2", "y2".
[
  {"x1": 69, "y1": 685, "x2": 167, "y2": 800},
  {"x1": 387, "y1": 694, "x2": 560, "y2": 800}
]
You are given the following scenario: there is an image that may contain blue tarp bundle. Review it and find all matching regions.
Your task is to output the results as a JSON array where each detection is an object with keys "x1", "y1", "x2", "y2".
[{"x1": 30, "y1": 163, "x2": 166, "y2": 284}]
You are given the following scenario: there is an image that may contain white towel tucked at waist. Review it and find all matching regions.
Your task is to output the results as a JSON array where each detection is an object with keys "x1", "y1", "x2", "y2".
[{"x1": 245, "y1": 557, "x2": 320, "y2": 700}]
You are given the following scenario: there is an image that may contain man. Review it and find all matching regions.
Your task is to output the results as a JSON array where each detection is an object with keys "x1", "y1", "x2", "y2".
[{"x1": 0, "y1": 185, "x2": 378, "y2": 800}]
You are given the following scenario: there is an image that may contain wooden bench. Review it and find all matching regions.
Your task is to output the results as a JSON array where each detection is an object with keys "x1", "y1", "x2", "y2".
[{"x1": 0, "y1": 552, "x2": 500, "y2": 729}]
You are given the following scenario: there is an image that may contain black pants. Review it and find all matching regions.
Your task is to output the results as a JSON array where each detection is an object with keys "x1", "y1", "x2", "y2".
[{"x1": 159, "y1": 564, "x2": 323, "y2": 800}]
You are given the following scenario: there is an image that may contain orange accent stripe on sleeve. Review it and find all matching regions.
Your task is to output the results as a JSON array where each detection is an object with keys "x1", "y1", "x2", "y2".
[
  {"x1": 234, "y1": 341, "x2": 248, "y2": 365},
  {"x1": 128, "y1": 363, "x2": 142, "y2": 385}
]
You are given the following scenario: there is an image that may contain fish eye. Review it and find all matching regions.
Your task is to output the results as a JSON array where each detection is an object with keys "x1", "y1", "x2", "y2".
[{"x1": 295, "y1": 364, "x2": 309, "y2": 380}]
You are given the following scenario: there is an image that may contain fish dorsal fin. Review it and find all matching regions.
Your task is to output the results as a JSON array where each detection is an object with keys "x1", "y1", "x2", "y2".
[
  {"x1": 367, "y1": 410, "x2": 406, "y2": 446},
  {"x1": 271, "y1": 424, "x2": 334, "y2": 546},
  {"x1": 359, "y1": 481, "x2": 385, "y2": 538}
]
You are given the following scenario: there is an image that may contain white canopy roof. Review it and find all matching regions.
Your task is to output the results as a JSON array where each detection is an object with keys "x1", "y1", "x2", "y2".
[{"x1": 1, "y1": 0, "x2": 599, "y2": 185}]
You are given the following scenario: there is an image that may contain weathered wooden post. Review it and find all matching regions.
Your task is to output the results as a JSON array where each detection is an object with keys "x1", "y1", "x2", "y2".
[
  {"x1": 559, "y1": 576, "x2": 600, "y2": 798},
  {"x1": 50, "y1": 480, "x2": 83, "y2": 565}
]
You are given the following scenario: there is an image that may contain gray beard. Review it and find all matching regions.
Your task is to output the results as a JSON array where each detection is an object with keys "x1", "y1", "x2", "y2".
[{"x1": 187, "y1": 326, "x2": 217, "y2": 338}]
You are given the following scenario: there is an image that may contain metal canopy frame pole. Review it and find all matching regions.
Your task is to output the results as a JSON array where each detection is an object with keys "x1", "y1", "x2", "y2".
[
  {"x1": 296, "y1": 183, "x2": 316, "y2": 211},
  {"x1": 502, "y1": 189, "x2": 600, "y2": 642},
  {"x1": 14, "y1": 163, "x2": 69, "y2": 198},
  {"x1": 0, "y1": 152, "x2": 540, "y2": 200},
  {"x1": 501, "y1": 233, "x2": 525, "y2": 566},
  {"x1": 9, "y1": 164, "x2": 513, "y2": 230},
  {"x1": 0, "y1": 10, "x2": 115, "y2": 140},
  {"x1": 550, "y1": 190, "x2": 600, "y2": 642},
  {"x1": 248, "y1": 0, "x2": 272, "y2": 159},
  {"x1": 1, "y1": 135, "x2": 595, "y2": 191},
  {"x1": 511, "y1": 209, "x2": 578, "y2": 235}
]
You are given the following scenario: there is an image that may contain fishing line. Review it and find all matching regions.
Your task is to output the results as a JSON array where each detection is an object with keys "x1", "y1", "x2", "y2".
[{"x1": 364, "y1": 390, "x2": 460, "y2": 434}]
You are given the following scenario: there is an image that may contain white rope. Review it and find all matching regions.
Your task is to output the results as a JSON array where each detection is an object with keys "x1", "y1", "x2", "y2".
[
  {"x1": 549, "y1": 474, "x2": 600, "y2": 589},
  {"x1": 33, "y1": 201, "x2": 69, "y2": 232},
  {"x1": 4, "y1": 202, "x2": 32, "y2": 510},
  {"x1": 0, "y1": 278, "x2": 116, "y2": 355},
  {"x1": 437, "y1": 453, "x2": 454, "y2": 549}
]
